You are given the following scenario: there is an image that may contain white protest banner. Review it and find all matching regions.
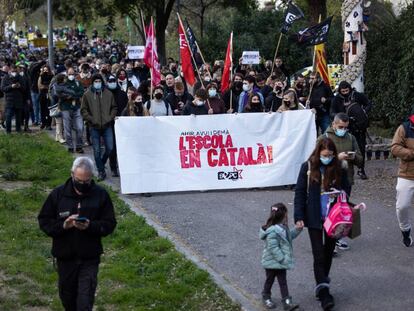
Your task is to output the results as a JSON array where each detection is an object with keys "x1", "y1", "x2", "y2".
[
  {"x1": 127, "y1": 45, "x2": 145, "y2": 59},
  {"x1": 18, "y1": 38, "x2": 28, "y2": 47},
  {"x1": 115, "y1": 111, "x2": 316, "y2": 194},
  {"x1": 242, "y1": 51, "x2": 260, "y2": 65}
]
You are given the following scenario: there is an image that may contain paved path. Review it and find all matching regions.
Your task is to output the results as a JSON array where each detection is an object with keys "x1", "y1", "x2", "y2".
[{"x1": 48, "y1": 130, "x2": 414, "y2": 310}]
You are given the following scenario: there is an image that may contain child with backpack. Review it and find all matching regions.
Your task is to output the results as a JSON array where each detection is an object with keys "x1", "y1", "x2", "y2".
[{"x1": 260, "y1": 203, "x2": 303, "y2": 310}]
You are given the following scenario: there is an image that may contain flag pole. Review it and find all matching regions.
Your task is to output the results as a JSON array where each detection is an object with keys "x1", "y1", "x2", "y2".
[
  {"x1": 150, "y1": 16, "x2": 154, "y2": 101},
  {"x1": 195, "y1": 41, "x2": 212, "y2": 80},
  {"x1": 140, "y1": 10, "x2": 146, "y2": 42},
  {"x1": 306, "y1": 14, "x2": 322, "y2": 108},
  {"x1": 229, "y1": 31, "x2": 234, "y2": 112},
  {"x1": 177, "y1": 13, "x2": 205, "y2": 89},
  {"x1": 270, "y1": 33, "x2": 283, "y2": 77}
]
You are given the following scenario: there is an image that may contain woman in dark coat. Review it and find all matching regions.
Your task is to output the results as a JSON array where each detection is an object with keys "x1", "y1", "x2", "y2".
[{"x1": 294, "y1": 137, "x2": 350, "y2": 311}]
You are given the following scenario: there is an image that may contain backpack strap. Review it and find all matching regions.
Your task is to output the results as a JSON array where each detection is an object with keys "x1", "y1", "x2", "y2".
[
  {"x1": 307, "y1": 161, "x2": 311, "y2": 194},
  {"x1": 164, "y1": 101, "x2": 170, "y2": 115}
]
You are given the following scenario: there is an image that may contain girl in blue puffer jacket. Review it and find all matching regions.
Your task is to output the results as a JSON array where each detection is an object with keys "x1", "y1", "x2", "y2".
[{"x1": 260, "y1": 203, "x2": 303, "y2": 310}]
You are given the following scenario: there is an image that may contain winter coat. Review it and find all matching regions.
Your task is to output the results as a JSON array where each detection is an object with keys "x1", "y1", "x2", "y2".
[
  {"x1": 207, "y1": 97, "x2": 226, "y2": 114},
  {"x1": 330, "y1": 91, "x2": 372, "y2": 122},
  {"x1": 109, "y1": 87, "x2": 128, "y2": 117},
  {"x1": 391, "y1": 122, "x2": 414, "y2": 180},
  {"x1": 56, "y1": 80, "x2": 84, "y2": 111},
  {"x1": 38, "y1": 178, "x2": 117, "y2": 260},
  {"x1": 1, "y1": 74, "x2": 26, "y2": 109},
  {"x1": 164, "y1": 92, "x2": 193, "y2": 115},
  {"x1": 309, "y1": 81, "x2": 333, "y2": 119},
  {"x1": 182, "y1": 102, "x2": 208, "y2": 115},
  {"x1": 317, "y1": 127, "x2": 363, "y2": 184},
  {"x1": 294, "y1": 161, "x2": 351, "y2": 229},
  {"x1": 238, "y1": 88, "x2": 264, "y2": 113},
  {"x1": 81, "y1": 87, "x2": 117, "y2": 129},
  {"x1": 265, "y1": 93, "x2": 283, "y2": 112},
  {"x1": 260, "y1": 224, "x2": 301, "y2": 270}
]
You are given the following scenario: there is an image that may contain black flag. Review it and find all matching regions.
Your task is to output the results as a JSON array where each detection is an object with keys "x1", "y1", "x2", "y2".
[
  {"x1": 291, "y1": 16, "x2": 333, "y2": 46},
  {"x1": 185, "y1": 19, "x2": 203, "y2": 66},
  {"x1": 185, "y1": 19, "x2": 198, "y2": 56},
  {"x1": 281, "y1": 1, "x2": 305, "y2": 34}
]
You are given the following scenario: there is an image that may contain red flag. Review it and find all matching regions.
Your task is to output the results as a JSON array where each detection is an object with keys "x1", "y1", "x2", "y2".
[
  {"x1": 221, "y1": 32, "x2": 233, "y2": 93},
  {"x1": 143, "y1": 17, "x2": 161, "y2": 87},
  {"x1": 178, "y1": 18, "x2": 196, "y2": 86}
]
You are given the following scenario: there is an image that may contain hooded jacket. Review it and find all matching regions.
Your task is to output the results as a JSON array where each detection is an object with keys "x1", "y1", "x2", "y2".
[
  {"x1": 317, "y1": 126, "x2": 363, "y2": 185},
  {"x1": 81, "y1": 75, "x2": 117, "y2": 129},
  {"x1": 260, "y1": 224, "x2": 301, "y2": 270}
]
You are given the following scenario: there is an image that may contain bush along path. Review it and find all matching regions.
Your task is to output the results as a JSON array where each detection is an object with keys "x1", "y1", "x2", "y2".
[{"x1": 0, "y1": 132, "x2": 241, "y2": 311}]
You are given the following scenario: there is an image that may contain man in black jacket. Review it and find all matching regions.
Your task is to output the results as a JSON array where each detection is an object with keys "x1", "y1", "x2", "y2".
[
  {"x1": 330, "y1": 81, "x2": 372, "y2": 179},
  {"x1": 1, "y1": 65, "x2": 26, "y2": 133},
  {"x1": 307, "y1": 72, "x2": 333, "y2": 135},
  {"x1": 164, "y1": 81, "x2": 193, "y2": 115},
  {"x1": 38, "y1": 157, "x2": 116, "y2": 311}
]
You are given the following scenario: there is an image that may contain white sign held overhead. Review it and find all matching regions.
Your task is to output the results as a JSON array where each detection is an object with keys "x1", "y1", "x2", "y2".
[
  {"x1": 242, "y1": 51, "x2": 260, "y2": 65},
  {"x1": 127, "y1": 45, "x2": 145, "y2": 59}
]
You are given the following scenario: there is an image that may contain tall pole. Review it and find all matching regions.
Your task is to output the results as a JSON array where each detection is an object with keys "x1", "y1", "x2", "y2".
[{"x1": 47, "y1": 0, "x2": 54, "y2": 70}]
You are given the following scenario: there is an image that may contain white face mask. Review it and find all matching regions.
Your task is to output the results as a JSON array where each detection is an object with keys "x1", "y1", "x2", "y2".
[
  {"x1": 242, "y1": 84, "x2": 250, "y2": 92},
  {"x1": 68, "y1": 75, "x2": 75, "y2": 81},
  {"x1": 19, "y1": 72, "x2": 24, "y2": 77},
  {"x1": 208, "y1": 89, "x2": 217, "y2": 97},
  {"x1": 10, "y1": 72, "x2": 17, "y2": 77},
  {"x1": 196, "y1": 100, "x2": 205, "y2": 106},
  {"x1": 80, "y1": 72, "x2": 90, "y2": 79},
  {"x1": 108, "y1": 82, "x2": 117, "y2": 90}
]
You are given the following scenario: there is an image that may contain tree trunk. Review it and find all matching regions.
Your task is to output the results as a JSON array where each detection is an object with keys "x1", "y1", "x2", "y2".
[
  {"x1": 200, "y1": 7, "x2": 205, "y2": 38},
  {"x1": 307, "y1": 0, "x2": 327, "y2": 23},
  {"x1": 155, "y1": 8, "x2": 167, "y2": 66}
]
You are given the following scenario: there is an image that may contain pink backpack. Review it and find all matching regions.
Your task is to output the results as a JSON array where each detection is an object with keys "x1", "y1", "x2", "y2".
[{"x1": 323, "y1": 191, "x2": 353, "y2": 239}]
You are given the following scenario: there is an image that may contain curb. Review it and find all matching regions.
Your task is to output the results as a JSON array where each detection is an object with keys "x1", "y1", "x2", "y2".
[{"x1": 104, "y1": 178, "x2": 262, "y2": 311}]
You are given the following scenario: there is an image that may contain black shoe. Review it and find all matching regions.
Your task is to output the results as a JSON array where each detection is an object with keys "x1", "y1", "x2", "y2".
[
  {"x1": 357, "y1": 169, "x2": 368, "y2": 180},
  {"x1": 75, "y1": 148, "x2": 84, "y2": 154},
  {"x1": 24, "y1": 127, "x2": 32, "y2": 133},
  {"x1": 111, "y1": 170, "x2": 119, "y2": 177},
  {"x1": 262, "y1": 298, "x2": 277, "y2": 309},
  {"x1": 319, "y1": 288, "x2": 335, "y2": 310},
  {"x1": 47, "y1": 126, "x2": 53, "y2": 131},
  {"x1": 402, "y1": 229, "x2": 413, "y2": 247},
  {"x1": 281, "y1": 296, "x2": 300, "y2": 310},
  {"x1": 141, "y1": 193, "x2": 152, "y2": 197},
  {"x1": 98, "y1": 171, "x2": 106, "y2": 181},
  {"x1": 68, "y1": 148, "x2": 74, "y2": 153}
]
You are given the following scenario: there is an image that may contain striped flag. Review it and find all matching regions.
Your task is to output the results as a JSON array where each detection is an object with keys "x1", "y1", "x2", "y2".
[
  {"x1": 314, "y1": 43, "x2": 330, "y2": 86},
  {"x1": 143, "y1": 17, "x2": 161, "y2": 87}
]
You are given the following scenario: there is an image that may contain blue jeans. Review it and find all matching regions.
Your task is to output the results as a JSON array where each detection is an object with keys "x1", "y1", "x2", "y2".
[
  {"x1": 90, "y1": 127, "x2": 114, "y2": 174},
  {"x1": 31, "y1": 91, "x2": 40, "y2": 124},
  {"x1": 316, "y1": 113, "x2": 330, "y2": 135},
  {"x1": 5, "y1": 107, "x2": 22, "y2": 133},
  {"x1": 62, "y1": 109, "x2": 84, "y2": 149}
]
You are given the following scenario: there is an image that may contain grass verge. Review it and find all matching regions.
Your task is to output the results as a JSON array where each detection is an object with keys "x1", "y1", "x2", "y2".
[{"x1": 0, "y1": 132, "x2": 241, "y2": 311}]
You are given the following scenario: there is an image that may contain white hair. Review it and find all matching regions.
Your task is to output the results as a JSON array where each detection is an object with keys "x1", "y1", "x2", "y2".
[{"x1": 71, "y1": 157, "x2": 95, "y2": 174}]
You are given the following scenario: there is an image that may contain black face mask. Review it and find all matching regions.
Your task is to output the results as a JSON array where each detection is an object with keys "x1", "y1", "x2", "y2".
[
  {"x1": 234, "y1": 81, "x2": 243, "y2": 89},
  {"x1": 154, "y1": 93, "x2": 163, "y2": 100},
  {"x1": 73, "y1": 179, "x2": 92, "y2": 194}
]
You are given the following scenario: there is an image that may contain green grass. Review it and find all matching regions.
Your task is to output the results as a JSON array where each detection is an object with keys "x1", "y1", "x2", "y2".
[{"x1": 0, "y1": 132, "x2": 240, "y2": 311}]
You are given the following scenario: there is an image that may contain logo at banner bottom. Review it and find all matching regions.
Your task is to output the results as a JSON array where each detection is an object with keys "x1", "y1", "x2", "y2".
[{"x1": 218, "y1": 167, "x2": 243, "y2": 181}]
